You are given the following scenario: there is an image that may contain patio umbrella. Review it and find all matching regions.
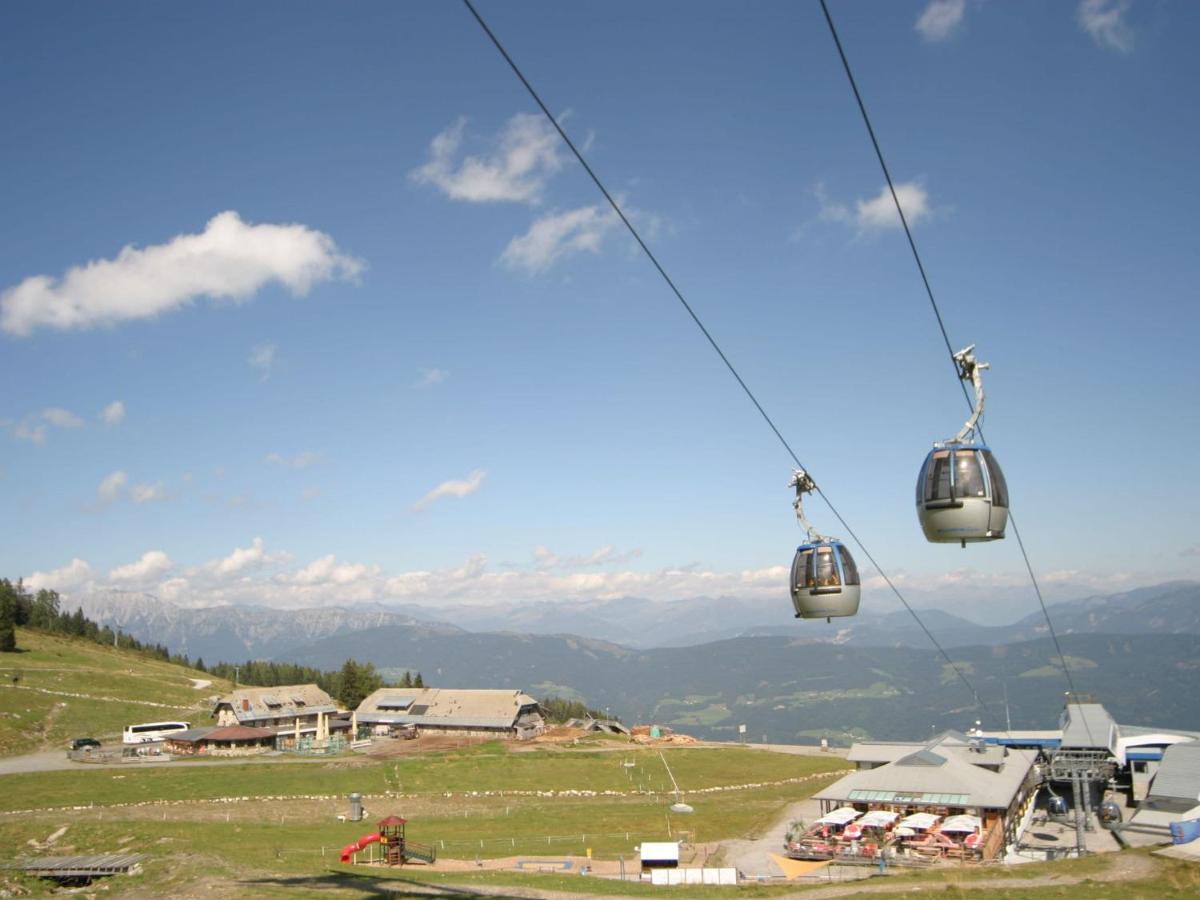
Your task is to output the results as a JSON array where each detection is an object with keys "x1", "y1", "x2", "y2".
[
  {"x1": 898, "y1": 812, "x2": 941, "y2": 830},
  {"x1": 942, "y1": 815, "x2": 982, "y2": 833},
  {"x1": 858, "y1": 810, "x2": 900, "y2": 828},
  {"x1": 818, "y1": 807, "x2": 862, "y2": 826}
]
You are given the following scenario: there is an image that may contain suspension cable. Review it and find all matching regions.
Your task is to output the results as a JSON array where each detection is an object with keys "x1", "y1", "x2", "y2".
[
  {"x1": 817, "y1": 0, "x2": 1092, "y2": 743},
  {"x1": 460, "y1": 0, "x2": 993, "y2": 719}
]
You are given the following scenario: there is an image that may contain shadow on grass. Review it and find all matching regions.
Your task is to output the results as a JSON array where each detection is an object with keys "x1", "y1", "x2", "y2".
[{"x1": 236, "y1": 870, "x2": 527, "y2": 898}]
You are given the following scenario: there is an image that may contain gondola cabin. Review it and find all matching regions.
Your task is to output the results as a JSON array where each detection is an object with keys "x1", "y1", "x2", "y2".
[
  {"x1": 790, "y1": 540, "x2": 861, "y2": 620},
  {"x1": 916, "y1": 444, "x2": 1008, "y2": 546}
]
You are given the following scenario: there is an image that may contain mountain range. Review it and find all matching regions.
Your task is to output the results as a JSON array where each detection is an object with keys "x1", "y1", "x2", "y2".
[{"x1": 72, "y1": 581, "x2": 1200, "y2": 743}]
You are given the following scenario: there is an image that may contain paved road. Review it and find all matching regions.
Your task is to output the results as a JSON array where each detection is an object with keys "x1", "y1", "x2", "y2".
[{"x1": 0, "y1": 748, "x2": 342, "y2": 776}]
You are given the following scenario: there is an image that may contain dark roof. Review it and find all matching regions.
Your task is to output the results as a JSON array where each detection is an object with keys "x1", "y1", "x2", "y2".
[
  {"x1": 167, "y1": 728, "x2": 217, "y2": 743},
  {"x1": 378, "y1": 815, "x2": 407, "y2": 826},
  {"x1": 205, "y1": 725, "x2": 278, "y2": 742}
]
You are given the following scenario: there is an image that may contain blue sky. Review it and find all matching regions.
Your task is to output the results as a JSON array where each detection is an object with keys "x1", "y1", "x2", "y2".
[{"x1": 2, "y1": 0, "x2": 1197, "y2": 619}]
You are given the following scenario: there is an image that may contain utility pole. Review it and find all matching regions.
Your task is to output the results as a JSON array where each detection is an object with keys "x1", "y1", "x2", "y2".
[{"x1": 234, "y1": 665, "x2": 239, "y2": 686}]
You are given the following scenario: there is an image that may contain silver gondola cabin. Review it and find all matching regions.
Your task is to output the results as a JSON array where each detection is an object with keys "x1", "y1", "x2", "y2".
[
  {"x1": 789, "y1": 469, "x2": 861, "y2": 621},
  {"x1": 917, "y1": 345, "x2": 1009, "y2": 546}
]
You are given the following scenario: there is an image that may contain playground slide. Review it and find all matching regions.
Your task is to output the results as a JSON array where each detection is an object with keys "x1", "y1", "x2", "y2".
[{"x1": 340, "y1": 832, "x2": 381, "y2": 863}]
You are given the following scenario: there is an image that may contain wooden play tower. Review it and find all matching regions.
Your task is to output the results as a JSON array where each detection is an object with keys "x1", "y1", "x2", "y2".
[
  {"x1": 376, "y1": 815, "x2": 437, "y2": 865},
  {"x1": 378, "y1": 815, "x2": 408, "y2": 865}
]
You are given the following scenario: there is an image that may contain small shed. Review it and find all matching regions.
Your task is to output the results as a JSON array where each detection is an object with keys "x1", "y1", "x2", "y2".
[{"x1": 639, "y1": 841, "x2": 680, "y2": 871}]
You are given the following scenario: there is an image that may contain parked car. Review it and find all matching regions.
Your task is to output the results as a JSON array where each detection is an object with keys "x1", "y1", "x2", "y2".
[{"x1": 70, "y1": 737, "x2": 101, "y2": 752}]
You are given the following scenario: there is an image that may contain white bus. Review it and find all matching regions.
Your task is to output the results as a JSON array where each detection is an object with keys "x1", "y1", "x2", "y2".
[{"x1": 123, "y1": 721, "x2": 190, "y2": 744}]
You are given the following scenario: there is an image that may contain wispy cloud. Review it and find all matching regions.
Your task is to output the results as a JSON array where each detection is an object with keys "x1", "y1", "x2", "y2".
[
  {"x1": 410, "y1": 114, "x2": 562, "y2": 204},
  {"x1": 248, "y1": 342, "x2": 278, "y2": 380},
  {"x1": 916, "y1": 0, "x2": 966, "y2": 41},
  {"x1": 264, "y1": 451, "x2": 321, "y2": 469},
  {"x1": 416, "y1": 367, "x2": 449, "y2": 388},
  {"x1": 131, "y1": 481, "x2": 168, "y2": 504},
  {"x1": 413, "y1": 468, "x2": 487, "y2": 511},
  {"x1": 97, "y1": 470, "x2": 128, "y2": 503},
  {"x1": 1, "y1": 211, "x2": 364, "y2": 336},
  {"x1": 99, "y1": 400, "x2": 125, "y2": 426},
  {"x1": 1078, "y1": 0, "x2": 1134, "y2": 52},
  {"x1": 501, "y1": 204, "x2": 621, "y2": 272},
  {"x1": 816, "y1": 180, "x2": 932, "y2": 233},
  {"x1": 8, "y1": 407, "x2": 85, "y2": 445},
  {"x1": 533, "y1": 544, "x2": 643, "y2": 570}
]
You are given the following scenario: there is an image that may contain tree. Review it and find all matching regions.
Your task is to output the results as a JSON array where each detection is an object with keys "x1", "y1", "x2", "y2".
[
  {"x1": 398, "y1": 671, "x2": 412, "y2": 688},
  {"x1": 412, "y1": 671, "x2": 424, "y2": 688},
  {"x1": 0, "y1": 586, "x2": 17, "y2": 652},
  {"x1": 30, "y1": 589, "x2": 60, "y2": 629},
  {"x1": 335, "y1": 659, "x2": 384, "y2": 710}
]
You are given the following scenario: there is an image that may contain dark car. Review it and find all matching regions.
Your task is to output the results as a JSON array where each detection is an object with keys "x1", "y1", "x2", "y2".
[{"x1": 70, "y1": 737, "x2": 101, "y2": 751}]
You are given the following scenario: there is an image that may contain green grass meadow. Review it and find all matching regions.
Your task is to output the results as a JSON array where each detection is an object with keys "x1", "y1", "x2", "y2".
[
  {"x1": 3, "y1": 631, "x2": 1198, "y2": 898},
  {"x1": 0, "y1": 628, "x2": 230, "y2": 754}
]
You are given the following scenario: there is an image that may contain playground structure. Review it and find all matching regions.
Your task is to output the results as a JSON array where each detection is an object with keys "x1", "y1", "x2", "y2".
[{"x1": 340, "y1": 815, "x2": 437, "y2": 866}]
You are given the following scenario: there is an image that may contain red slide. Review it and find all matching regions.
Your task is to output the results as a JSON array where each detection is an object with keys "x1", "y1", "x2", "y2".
[{"x1": 340, "y1": 832, "x2": 382, "y2": 863}]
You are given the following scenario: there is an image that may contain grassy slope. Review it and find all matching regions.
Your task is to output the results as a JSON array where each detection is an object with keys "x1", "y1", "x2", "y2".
[
  {"x1": 1, "y1": 744, "x2": 847, "y2": 809},
  {"x1": 0, "y1": 628, "x2": 232, "y2": 755},
  {"x1": 2, "y1": 632, "x2": 1195, "y2": 898}
]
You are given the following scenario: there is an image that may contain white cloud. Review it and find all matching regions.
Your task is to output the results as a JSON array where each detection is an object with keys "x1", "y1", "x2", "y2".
[
  {"x1": 533, "y1": 545, "x2": 643, "y2": 570},
  {"x1": 97, "y1": 470, "x2": 128, "y2": 502},
  {"x1": 410, "y1": 114, "x2": 563, "y2": 204},
  {"x1": 1078, "y1": 0, "x2": 1134, "y2": 52},
  {"x1": 264, "y1": 451, "x2": 321, "y2": 469},
  {"x1": 0, "y1": 211, "x2": 364, "y2": 336},
  {"x1": 501, "y1": 204, "x2": 621, "y2": 273},
  {"x1": 817, "y1": 181, "x2": 932, "y2": 233},
  {"x1": 286, "y1": 554, "x2": 381, "y2": 586},
  {"x1": 248, "y1": 342, "x2": 278, "y2": 379},
  {"x1": 131, "y1": 481, "x2": 168, "y2": 504},
  {"x1": 413, "y1": 468, "x2": 487, "y2": 511},
  {"x1": 158, "y1": 577, "x2": 190, "y2": 602},
  {"x1": 210, "y1": 537, "x2": 269, "y2": 576},
  {"x1": 42, "y1": 407, "x2": 84, "y2": 428},
  {"x1": 916, "y1": 0, "x2": 966, "y2": 41},
  {"x1": 100, "y1": 400, "x2": 126, "y2": 426},
  {"x1": 9, "y1": 407, "x2": 85, "y2": 444},
  {"x1": 109, "y1": 550, "x2": 174, "y2": 582},
  {"x1": 25, "y1": 558, "x2": 93, "y2": 593},
  {"x1": 416, "y1": 367, "x2": 449, "y2": 387},
  {"x1": 13, "y1": 419, "x2": 47, "y2": 445}
]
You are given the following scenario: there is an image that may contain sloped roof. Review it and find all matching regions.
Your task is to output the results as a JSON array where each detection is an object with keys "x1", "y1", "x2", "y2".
[
  {"x1": 1148, "y1": 742, "x2": 1200, "y2": 802},
  {"x1": 848, "y1": 733, "x2": 1005, "y2": 768},
  {"x1": 168, "y1": 725, "x2": 275, "y2": 744},
  {"x1": 214, "y1": 684, "x2": 337, "y2": 723},
  {"x1": 896, "y1": 749, "x2": 947, "y2": 767},
  {"x1": 357, "y1": 688, "x2": 539, "y2": 728},
  {"x1": 815, "y1": 744, "x2": 1037, "y2": 810},
  {"x1": 1059, "y1": 703, "x2": 1118, "y2": 751}
]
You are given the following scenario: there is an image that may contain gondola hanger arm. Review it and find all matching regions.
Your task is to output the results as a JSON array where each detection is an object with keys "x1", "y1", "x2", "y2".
[
  {"x1": 943, "y1": 345, "x2": 988, "y2": 446},
  {"x1": 789, "y1": 469, "x2": 828, "y2": 544}
]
